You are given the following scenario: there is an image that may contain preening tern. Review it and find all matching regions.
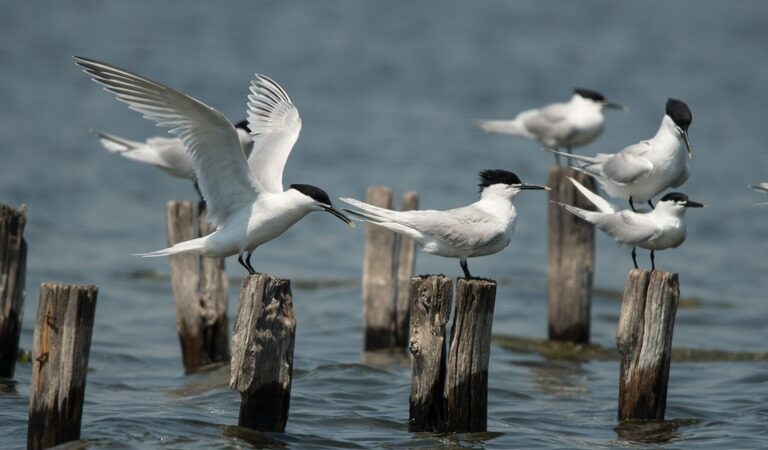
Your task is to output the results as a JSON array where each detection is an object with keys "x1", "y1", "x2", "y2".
[
  {"x1": 549, "y1": 98, "x2": 693, "y2": 211},
  {"x1": 93, "y1": 120, "x2": 253, "y2": 201},
  {"x1": 340, "y1": 170, "x2": 549, "y2": 278},
  {"x1": 477, "y1": 88, "x2": 624, "y2": 165},
  {"x1": 559, "y1": 176, "x2": 703, "y2": 269},
  {"x1": 75, "y1": 56, "x2": 352, "y2": 274}
]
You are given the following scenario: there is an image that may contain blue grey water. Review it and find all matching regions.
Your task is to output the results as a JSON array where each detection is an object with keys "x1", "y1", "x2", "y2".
[{"x1": 1, "y1": 1, "x2": 767, "y2": 448}]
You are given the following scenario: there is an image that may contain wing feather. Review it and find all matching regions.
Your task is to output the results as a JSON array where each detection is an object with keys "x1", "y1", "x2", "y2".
[
  {"x1": 75, "y1": 56, "x2": 256, "y2": 225},
  {"x1": 246, "y1": 74, "x2": 302, "y2": 193}
]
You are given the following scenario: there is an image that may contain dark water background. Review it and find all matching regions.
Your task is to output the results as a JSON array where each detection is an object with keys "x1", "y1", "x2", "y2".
[{"x1": 1, "y1": 1, "x2": 767, "y2": 448}]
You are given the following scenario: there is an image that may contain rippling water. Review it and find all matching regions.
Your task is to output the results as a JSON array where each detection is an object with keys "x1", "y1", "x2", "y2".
[{"x1": 2, "y1": 1, "x2": 768, "y2": 448}]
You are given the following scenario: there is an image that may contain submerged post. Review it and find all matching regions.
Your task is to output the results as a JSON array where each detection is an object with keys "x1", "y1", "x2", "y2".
[
  {"x1": 230, "y1": 274, "x2": 296, "y2": 431},
  {"x1": 408, "y1": 275, "x2": 452, "y2": 432},
  {"x1": 0, "y1": 203, "x2": 27, "y2": 379},
  {"x1": 166, "y1": 201, "x2": 229, "y2": 373},
  {"x1": 28, "y1": 283, "x2": 98, "y2": 450},
  {"x1": 362, "y1": 186, "x2": 397, "y2": 350},
  {"x1": 444, "y1": 278, "x2": 497, "y2": 432},
  {"x1": 547, "y1": 167, "x2": 595, "y2": 343},
  {"x1": 616, "y1": 269, "x2": 680, "y2": 421},
  {"x1": 394, "y1": 192, "x2": 419, "y2": 349}
]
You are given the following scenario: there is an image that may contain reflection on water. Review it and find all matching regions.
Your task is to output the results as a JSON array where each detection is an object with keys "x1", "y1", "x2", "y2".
[
  {"x1": 514, "y1": 359, "x2": 589, "y2": 398},
  {"x1": 614, "y1": 418, "x2": 700, "y2": 445}
]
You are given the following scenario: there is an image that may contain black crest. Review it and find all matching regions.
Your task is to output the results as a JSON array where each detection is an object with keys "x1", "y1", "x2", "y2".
[
  {"x1": 234, "y1": 119, "x2": 251, "y2": 133},
  {"x1": 665, "y1": 99, "x2": 692, "y2": 131},
  {"x1": 478, "y1": 170, "x2": 522, "y2": 191},
  {"x1": 660, "y1": 192, "x2": 689, "y2": 203},
  {"x1": 290, "y1": 184, "x2": 332, "y2": 205},
  {"x1": 573, "y1": 88, "x2": 605, "y2": 102}
]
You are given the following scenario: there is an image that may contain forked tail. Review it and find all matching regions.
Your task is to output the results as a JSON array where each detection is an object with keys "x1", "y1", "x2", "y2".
[{"x1": 133, "y1": 236, "x2": 207, "y2": 257}]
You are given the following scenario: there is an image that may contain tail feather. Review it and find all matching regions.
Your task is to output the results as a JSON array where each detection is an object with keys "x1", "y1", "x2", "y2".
[
  {"x1": 566, "y1": 177, "x2": 615, "y2": 213},
  {"x1": 476, "y1": 119, "x2": 532, "y2": 138},
  {"x1": 543, "y1": 147, "x2": 600, "y2": 164},
  {"x1": 339, "y1": 197, "x2": 396, "y2": 223},
  {"x1": 133, "y1": 237, "x2": 207, "y2": 257},
  {"x1": 93, "y1": 130, "x2": 140, "y2": 153},
  {"x1": 556, "y1": 202, "x2": 596, "y2": 223}
]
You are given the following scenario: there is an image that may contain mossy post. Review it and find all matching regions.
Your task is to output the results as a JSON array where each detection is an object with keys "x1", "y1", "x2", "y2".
[
  {"x1": 166, "y1": 201, "x2": 229, "y2": 373},
  {"x1": 27, "y1": 283, "x2": 98, "y2": 450},
  {"x1": 616, "y1": 269, "x2": 680, "y2": 421},
  {"x1": 408, "y1": 275, "x2": 452, "y2": 432},
  {"x1": 547, "y1": 167, "x2": 595, "y2": 343},
  {"x1": 0, "y1": 203, "x2": 27, "y2": 379},
  {"x1": 230, "y1": 274, "x2": 295, "y2": 431}
]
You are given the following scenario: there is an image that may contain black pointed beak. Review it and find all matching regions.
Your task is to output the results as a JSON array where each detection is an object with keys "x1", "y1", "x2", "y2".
[
  {"x1": 604, "y1": 100, "x2": 627, "y2": 111},
  {"x1": 680, "y1": 128, "x2": 693, "y2": 158},
  {"x1": 324, "y1": 205, "x2": 355, "y2": 227},
  {"x1": 516, "y1": 183, "x2": 551, "y2": 191},
  {"x1": 684, "y1": 200, "x2": 705, "y2": 208}
]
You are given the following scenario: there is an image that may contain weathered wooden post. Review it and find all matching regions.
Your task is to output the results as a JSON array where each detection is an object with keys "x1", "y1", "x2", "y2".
[
  {"x1": 394, "y1": 192, "x2": 418, "y2": 348},
  {"x1": 361, "y1": 187, "x2": 397, "y2": 350},
  {"x1": 547, "y1": 167, "x2": 596, "y2": 343},
  {"x1": 444, "y1": 278, "x2": 497, "y2": 432},
  {"x1": 28, "y1": 283, "x2": 98, "y2": 450},
  {"x1": 408, "y1": 275, "x2": 452, "y2": 432},
  {"x1": 616, "y1": 269, "x2": 680, "y2": 421},
  {"x1": 0, "y1": 203, "x2": 27, "y2": 379},
  {"x1": 230, "y1": 274, "x2": 295, "y2": 431},
  {"x1": 166, "y1": 201, "x2": 229, "y2": 373}
]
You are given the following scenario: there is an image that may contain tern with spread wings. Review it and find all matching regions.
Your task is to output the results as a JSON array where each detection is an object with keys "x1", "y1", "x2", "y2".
[{"x1": 76, "y1": 56, "x2": 352, "y2": 274}]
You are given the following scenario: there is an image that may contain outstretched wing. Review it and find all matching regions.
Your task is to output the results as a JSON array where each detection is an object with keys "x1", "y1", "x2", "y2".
[
  {"x1": 246, "y1": 75, "x2": 302, "y2": 193},
  {"x1": 75, "y1": 56, "x2": 257, "y2": 226}
]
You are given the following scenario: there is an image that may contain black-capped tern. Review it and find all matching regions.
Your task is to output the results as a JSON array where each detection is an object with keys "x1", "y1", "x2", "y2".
[
  {"x1": 340, "y1": 170, "x2": 549, "y2": 278},
  {"x1": 559, "y1": 176, "x2": 703, "y2": 270},
  {"x1": 75, "y1": 56, "x2": 353, "y2": 274}
]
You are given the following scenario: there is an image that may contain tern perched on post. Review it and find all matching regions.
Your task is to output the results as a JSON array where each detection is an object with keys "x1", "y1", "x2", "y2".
[
  {"x1": 477, "y1": 88, "x2": 625, "y2": 165},
  {"x1": 549, "y1": 99, "x2": 693, "y2": 211},
  {"x1": 75, "y1": 56, "x2": 352, "y2": 274},
  {"x1": 340, "y1": 170, "x2": 549, "y2": 278},
  {"x1": 93, "y1": 120, "x2": 254, "y2": 202},
  {"x1": 558, "y1": 177, "x2": 703, "y2": 269}
]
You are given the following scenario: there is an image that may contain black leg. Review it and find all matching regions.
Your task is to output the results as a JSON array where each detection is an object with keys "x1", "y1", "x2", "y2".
[
  {"x1": 245, "y1": 252, "x2": 256, "y2": 274},
  {"x1": 566, "y1": 146, "x2": 573, "y2": 154},
  {"x1": 460, "y1": 258, "x2": 472, "y2": 278},
  {"x1": 629, "y1": 196, "x2": 637, "y2": 212},
  {"x1": 238, "y1": 252, "x2": 255, "y2": 275},
  {"x1": 554, "y1": 151, "x2": 561, "y2": 167},
  {"x1": 631, "y1": 247, "x2": 638, "y2": 269},
  {"x1": 647, "y1": 199, "x2": 655, "y2": 209},
  {"x1": 650, "y1": 250, "x2": 655, "y2": 271}
]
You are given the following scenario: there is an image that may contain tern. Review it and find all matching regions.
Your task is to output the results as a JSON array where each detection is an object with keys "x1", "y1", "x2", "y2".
[
  {"x1": 559, "y1": 176, "x2": 703, "y2": 269},
  {"x1": 750, "y1": 183, "x2": 768, "y2": 205},
  {"x1": 477, "y1": 88, "x2": 625, "y2": 165},
  {"x1": 75, "y1": 56, "x2": 353, "y2": 274},
  {"x1": 340, "y1": 170, "x2": 549, "y2": 278},
  {"x1": 549, "y1": 98, "x2": 693, "y2": 211},
  {"x1": 93, "y1": 120, "x2": 254, "y2": 201}
]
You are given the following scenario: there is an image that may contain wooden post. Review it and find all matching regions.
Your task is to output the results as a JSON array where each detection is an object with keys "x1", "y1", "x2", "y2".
[
  {"x1": 547, "y1": 167, "x2": 596, "y2": 343},
  {"x1": 616, "y1": 269, "x2": 680, "y2": 421},
  {"x1": 0, "y1": 203, "x2": 27, "y2": 379},
  {"x1": 28, "y1": 283, "x2": 98, "y2": 450},
  {"x1": 408, "y1": 275, "x2": 452, "y2": 432},
  {"x1": 394, "y1": 192, "x2": 419, "y2": 349},
  {"x1": 230, "y1": 274, "x2": 295, "y2": 431},
  {"x1": 444, "y1": 278, "x2": 497, "y2": 432},
  {"x1": 166, "y1": 201, "x2": 229, "y2": 373},
  {"x1": 362, "y1": 186, "x2": 397, "y2": 350}
]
